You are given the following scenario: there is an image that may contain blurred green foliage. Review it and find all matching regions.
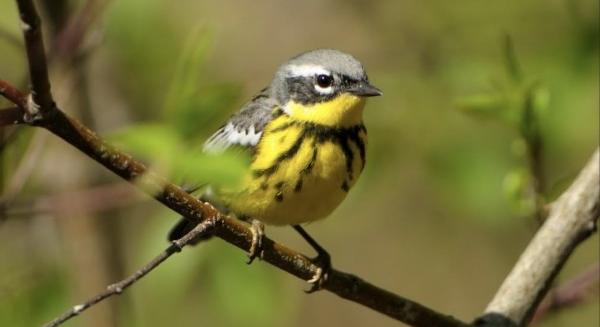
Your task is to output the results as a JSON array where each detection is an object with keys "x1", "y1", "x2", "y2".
[
  {"x1": 456, "y1": 36, "x2": 551, "y2": 217},
  {"x1": 108, "y1": 29, "x2": 247, "y2": 189},
  {"x1": 0, "y1": 1, "x2": 598, "y2": 327}
]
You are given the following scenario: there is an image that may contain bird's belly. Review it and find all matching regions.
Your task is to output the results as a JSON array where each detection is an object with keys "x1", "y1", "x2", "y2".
[{"x1": 228, "y1": 131, "x2": 365, "y2": 225}]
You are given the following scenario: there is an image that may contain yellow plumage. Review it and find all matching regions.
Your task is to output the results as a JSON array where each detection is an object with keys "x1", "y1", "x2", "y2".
[{"x1": 222, "y1": 94, "x2": 368, "y2": 225}]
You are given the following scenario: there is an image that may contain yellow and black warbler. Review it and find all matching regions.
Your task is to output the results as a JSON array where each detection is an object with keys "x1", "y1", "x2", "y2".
[{"x1": 169, "y1": 49, "x2": 381, "y2": 288}]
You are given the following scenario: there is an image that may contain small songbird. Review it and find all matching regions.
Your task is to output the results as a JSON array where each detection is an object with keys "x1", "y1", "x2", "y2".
[{"x1": 168, "y1": 49, "x2": 381, "y2": 290}]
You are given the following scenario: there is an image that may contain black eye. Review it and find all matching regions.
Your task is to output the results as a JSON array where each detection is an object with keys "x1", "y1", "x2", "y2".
[{"x1": 316, "y1": 74, "x2": 333, "y2": 88}]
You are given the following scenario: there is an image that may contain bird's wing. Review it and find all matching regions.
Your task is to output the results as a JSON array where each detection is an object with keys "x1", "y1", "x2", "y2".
[{"x1": 203, "y1": 87, "x2": 277, "y2": 153}]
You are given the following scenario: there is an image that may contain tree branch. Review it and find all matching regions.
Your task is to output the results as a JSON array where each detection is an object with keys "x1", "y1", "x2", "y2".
[
  {"x1": 16, "y1": 0, "x2": 55, "y2": 113},
  {"x1": 480, "y1": 149, "x2": 599, "y2": 326},
  {"x1": 0, "y1": 79, "x2": 27, "y2": 108}
]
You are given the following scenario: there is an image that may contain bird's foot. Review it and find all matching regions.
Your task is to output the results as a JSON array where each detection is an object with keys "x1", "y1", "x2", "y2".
[
  {"x1": 305, "y1": 251, "x2": 331, "y2": 293},
  {"x1": 247, "y1": 219, "x2": 265, "y2": 264}
]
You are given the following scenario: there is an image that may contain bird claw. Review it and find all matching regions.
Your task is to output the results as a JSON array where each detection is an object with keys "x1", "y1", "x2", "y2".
[
  {"x1": 307, "y1": 267, "x2": 323, "y2": 284},
  {"x1": 304, "y1": 254, "x2": 331, "y2": 293},
  {"x1": 247, "y1": 219, "x2": 265, "y2": 264}
]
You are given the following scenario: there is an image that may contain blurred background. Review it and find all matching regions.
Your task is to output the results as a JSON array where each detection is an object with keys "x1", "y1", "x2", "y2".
[{"x1": 0, "y1": 0, "x2": 598, "y2": 326}]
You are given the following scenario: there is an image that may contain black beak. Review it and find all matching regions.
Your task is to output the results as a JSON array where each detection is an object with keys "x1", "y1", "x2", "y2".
[{"x1": 347, "y1": 82, "x2": 383, "y2": 97}]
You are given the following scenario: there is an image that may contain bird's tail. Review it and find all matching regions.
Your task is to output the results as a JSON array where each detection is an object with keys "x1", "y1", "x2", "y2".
[{"x1": 167, "y1": 216, "x2": 213, "y2": 245}]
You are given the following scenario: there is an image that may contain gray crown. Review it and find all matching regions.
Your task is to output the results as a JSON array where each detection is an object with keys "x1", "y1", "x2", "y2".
[{"x1": 281, "y1": 49, "x2": 366, "y2": 80}]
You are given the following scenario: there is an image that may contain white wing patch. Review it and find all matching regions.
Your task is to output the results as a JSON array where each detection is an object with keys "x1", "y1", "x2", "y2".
[{"x1": 203, "y1": 123, "x2": 263, "y2": 153}]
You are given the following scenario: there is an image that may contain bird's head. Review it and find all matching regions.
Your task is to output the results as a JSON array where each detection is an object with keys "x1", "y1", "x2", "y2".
[{"x1": 271, "y1": 49, "x2": 382, "y2": 127}]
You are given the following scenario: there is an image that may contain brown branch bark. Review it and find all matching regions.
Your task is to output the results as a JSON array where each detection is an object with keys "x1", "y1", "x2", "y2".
[
  {"x1": 480, "y1": 149, "x2": 599, "y2": 326},
  {"x1": 0, "y1": 80, "x2": 27, "y2": 108},
  {"x1": 16, "y1": 0, "x2": 55, "y2": 113}
]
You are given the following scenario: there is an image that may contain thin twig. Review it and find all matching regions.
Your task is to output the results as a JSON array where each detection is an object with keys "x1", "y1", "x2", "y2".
[
  {"x1": 42, "y1": 217, "x2": 218, "y2": 327},
  {"x1": 0, "y1": 80, "x2": 27, "y2": 108},
  {"x1": 16, "y1": 0, "x2": 55, "y2": 112},
  {"x1": 532, "y1": 263, "x2": 600, "y2": 323}
]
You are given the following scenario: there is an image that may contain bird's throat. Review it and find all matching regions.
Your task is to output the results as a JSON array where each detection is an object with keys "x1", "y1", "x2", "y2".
[{"x1": 284, "y1": 94, "x2": 366, "y2": 127}]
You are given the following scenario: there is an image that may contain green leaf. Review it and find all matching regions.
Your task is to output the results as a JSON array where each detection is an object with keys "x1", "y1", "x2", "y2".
[
  {"x1": 454, "y1": 94, "x2": 510, "y2": 119},
  {"x1": 519, "y1": 82, "x2": 548, "y2": 145},
  {"x1": 172, "y1": 150, "x2": 249, "y2": 187},
  {"x1": 503, "y1": 168, "x2": 535, "y2": 215},
  {"x1": 530, "y1": 84, "x2": 550, "y2": 118},
  {"x1": 108, "y1": 123, "x2": 182, "y2": 161}
]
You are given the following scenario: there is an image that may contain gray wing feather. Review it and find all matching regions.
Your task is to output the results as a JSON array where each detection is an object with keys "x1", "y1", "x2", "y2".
[{"x1": 203, "y1": 88, "x2": 277, "y2": 153}]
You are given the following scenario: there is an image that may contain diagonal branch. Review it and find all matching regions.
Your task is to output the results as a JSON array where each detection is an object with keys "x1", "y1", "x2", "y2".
[
  {"x1": 0, "y1": 79, "x2": 27, "y2": 108},
  {"x1": 480, "y1": 149, "x2": 599, "y2": 326}
]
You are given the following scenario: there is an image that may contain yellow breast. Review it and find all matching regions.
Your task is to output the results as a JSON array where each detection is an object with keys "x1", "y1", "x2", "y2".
[{"x1": 225, "y1": 115, "x2": 367, "y2": 225}]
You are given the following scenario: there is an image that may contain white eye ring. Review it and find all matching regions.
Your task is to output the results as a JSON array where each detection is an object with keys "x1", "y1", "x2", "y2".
[{"x1": 314, "y1": 84, "x2": 334, "y2": 95}]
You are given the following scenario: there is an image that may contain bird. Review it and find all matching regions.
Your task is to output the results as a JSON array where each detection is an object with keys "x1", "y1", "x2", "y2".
[{"x1": 168, "y1": 49, "x2": 381, "y2": 291}]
